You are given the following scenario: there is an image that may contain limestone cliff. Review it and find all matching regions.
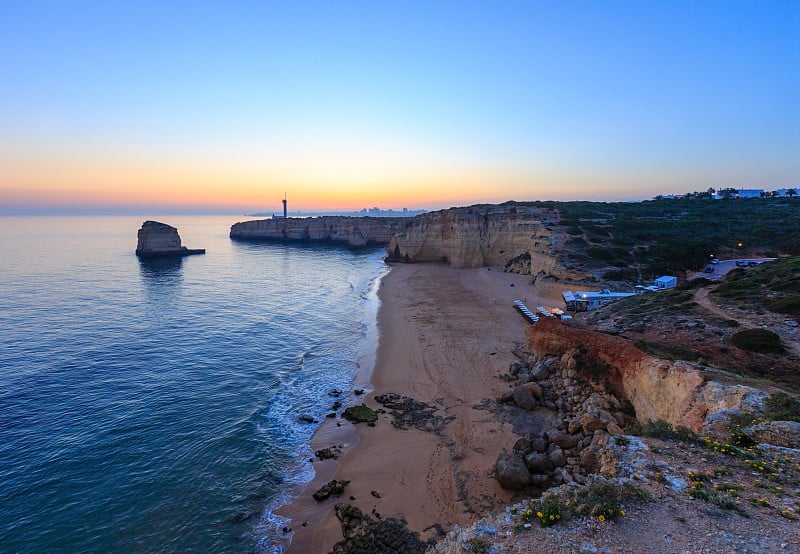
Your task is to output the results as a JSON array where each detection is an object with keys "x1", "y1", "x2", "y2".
[
  {"x1": 229, "y1": 217, "x2": 408, "y2": 247},
  {"x1": 386, "y1": 204, "x2": 578, "y2": 278},
  {"x1": 526, "y1": 318, "x2": 764, "y2": 433},
  {"x1": 135, "y1": 221, "x2": 205, "y2": 257}
]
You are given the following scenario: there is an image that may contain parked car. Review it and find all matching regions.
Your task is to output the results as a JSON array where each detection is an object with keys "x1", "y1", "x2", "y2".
[
  {"x1": 703, "y1": 265, "x2": 715, "y2": 273},
  {"x1": 710, "y1": 258, "x2": 720, "y2": 264},
  {"x1": 747, "y1": 261, "x2": 760, "y2": 267},
  {"x1": 736, "y1": 260, "x2": 747, "y2": 267}
]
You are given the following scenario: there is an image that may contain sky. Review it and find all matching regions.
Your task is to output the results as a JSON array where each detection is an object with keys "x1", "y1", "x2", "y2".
[{"x1": 1, "y1": 0, "x2": 798, "y2": 214}]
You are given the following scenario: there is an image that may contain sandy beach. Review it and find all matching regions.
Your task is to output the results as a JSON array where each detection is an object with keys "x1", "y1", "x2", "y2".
[{"x1": 278, "y1": 263, "x2": 566, "y2": 552}]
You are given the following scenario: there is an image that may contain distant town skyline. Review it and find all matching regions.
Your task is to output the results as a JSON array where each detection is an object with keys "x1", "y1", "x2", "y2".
[{"x1": 1, "y1": 1, "x2": 798, "y2": 214}]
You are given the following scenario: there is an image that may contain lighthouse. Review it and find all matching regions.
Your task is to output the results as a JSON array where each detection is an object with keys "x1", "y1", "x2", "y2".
[{"x1": 282, "y1": 194, "x2": 287, "y2": 219}]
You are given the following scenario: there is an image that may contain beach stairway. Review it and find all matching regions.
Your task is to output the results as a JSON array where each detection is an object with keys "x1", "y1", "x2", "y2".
[
  {"x1": 537, "y1": 306, "x2": 556, "y2": 317},
  {"x1": 513, "y1": 300, "x2": 539, "y2": 323}
]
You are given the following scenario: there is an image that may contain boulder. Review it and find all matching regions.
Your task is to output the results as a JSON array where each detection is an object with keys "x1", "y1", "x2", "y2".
[
  {"x1": 511, "y1": 382, "x2": 543, "y2": 410},
  {"x1": 567, "y1": 416, "x2": 582, "y2": 434},
  {"x1": 513, "y1": 437, "x2": 532, "y2": 454},
  {"x1": 549, "y1": 432, "x2": 580, "y2": 449},
  {"x1": 135, "y1": 221, "x2": 204, "y2": 257},
  {"x1": 313, "y1": 479, "x2": 350, "y2": 501},
  {"x1": 580, "y1": 410, "x2": 612, "y2": 433},
  {"x1": 549, "y1": 446, "x2": 567, "y2": 468},
  {"x1": 494, "y1": 453, "x2": 531, "y2": 490},
  {"x1": 342, "y1": 405, "x2": 378, "y2": 424},
  {"x1": 530, "y1": 363, "x2": 550, "y2": 381},
  {"x1": 744, "y1": 421, "x2": 800, "y2": 448},
  {"x1": 580, "y1": 446, "x2": 602, "y2": 474},
  {"x1": 523, "y1": 451, "x2": 553, "y2": 473},
  {"x1": 529, "y1": 473, "x2": 551, "y2": 488},
  {"x1": 529, "y1": 434, "x2": 550, "y2": 453}
]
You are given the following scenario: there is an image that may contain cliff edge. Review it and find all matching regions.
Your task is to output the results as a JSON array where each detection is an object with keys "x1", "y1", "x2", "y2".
[
  {"x1": 229, "y1": 216, "x2": 408, "y2": 247},
  {"x1": 386, "y1": 204, "x2": 582, "y2": 279},
  {"x1": 135, "y1": 221, "x2": 205, "y2": 257}
]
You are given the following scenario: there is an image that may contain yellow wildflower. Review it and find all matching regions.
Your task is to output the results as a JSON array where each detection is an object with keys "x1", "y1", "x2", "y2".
[{"x1": 598, "y1": 515, "x2": 605, "y2": 522}]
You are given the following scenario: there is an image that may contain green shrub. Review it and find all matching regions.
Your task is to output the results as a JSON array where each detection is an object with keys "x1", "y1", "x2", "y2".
[
  {"x1": 468, "y1": 537, "x2": 491, "y2": 554},
  {"x1": 764, "y1": 296, "x2": 800, "y2": 317},
  {"x1": 731, "y1": 329, "x2": 784, "y2": 354},
  {"x1": 625, "y1": 419, "x2": 698, "y2": 442},
  {"x1": 764, "y1": 392, "x2": 800, "y2": 422}
]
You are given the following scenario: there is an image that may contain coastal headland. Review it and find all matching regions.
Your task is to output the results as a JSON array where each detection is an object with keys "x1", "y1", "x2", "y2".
[
  {"x1": 229, "y1": 216, "x2": 408, "y2": 247},
  {"x1": 270, "y1": 200, "x2": 800, "y2": 553}
]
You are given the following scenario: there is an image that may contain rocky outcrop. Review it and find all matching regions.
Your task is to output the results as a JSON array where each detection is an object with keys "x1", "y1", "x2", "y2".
[
  {"x1": 744, "y1": 421, "x2": 800, "y2": 448},
  {"x1": 229, "y1": 217, "x2": 408, "y2": 247},
  {"x1": 525, "y1": 318, "x2": 764, "y2": 433},
  {"x1": 330, "y1": 504, "x2": 431, "y2": 554},
  {"x1": 342, "y1": 405, "x2": 378, "y2": 424},
  {"x1": 135, "y1": 221, "x2": 205, "y2": 257},
  {"x1": 312, "y1": 479, "x2": 350, "y2": 501},
  {"x1": 385, "y1": 204, "x2": 578, "y2": 278}
]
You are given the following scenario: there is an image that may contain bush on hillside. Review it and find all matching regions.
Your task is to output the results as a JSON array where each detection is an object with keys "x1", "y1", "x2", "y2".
[
  {"x1": 730, "y1": 329, "x2": 783, "y2": 354},
  {"x1": 764, "y1": 393, "x2": 800, "y2": 422}
]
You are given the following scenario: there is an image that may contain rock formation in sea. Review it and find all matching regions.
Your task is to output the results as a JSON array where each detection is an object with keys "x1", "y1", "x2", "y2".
[
  {"x1": 385, "y1": 204, "x2": 581, "y2": 279},
  {"x1": 135, "y1": 221, "x2": 205, "y2": 257}
]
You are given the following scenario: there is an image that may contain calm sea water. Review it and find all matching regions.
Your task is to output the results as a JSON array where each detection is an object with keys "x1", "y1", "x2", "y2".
[{"x1": 0, "y1": 216, "x2": 386, "y2": 553}]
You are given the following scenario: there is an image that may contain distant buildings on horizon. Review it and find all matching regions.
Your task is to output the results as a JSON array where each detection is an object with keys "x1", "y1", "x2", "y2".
[
  {"x1": 250, "y1": 206, "x2": 429, "y2": 218},
  {"x1": 655, "y1": 186, "x2": 797, "y2": 201}
]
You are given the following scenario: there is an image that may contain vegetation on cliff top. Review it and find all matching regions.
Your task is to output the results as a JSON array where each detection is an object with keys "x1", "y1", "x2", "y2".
[
  {"x1": 580, "y1": 257, "x2": 800, "y2": 388},
  {"x1": 506, "y1": 197, "x2": 799, "y2": 281},
  {"x1": 712, "y1": 256, "x2": 800, "y2": 317}
]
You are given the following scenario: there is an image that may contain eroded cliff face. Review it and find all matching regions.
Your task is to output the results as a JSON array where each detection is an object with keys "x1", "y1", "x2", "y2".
[
  {"x1": 386, "y1": 204, "x2": 578, "y2": 278},
  {"x1": 526, "y1": 318, "x2": 762, "y2": 432},
  {"x1": 229, "y1": 217, "x2": 408, "y2": 247}
]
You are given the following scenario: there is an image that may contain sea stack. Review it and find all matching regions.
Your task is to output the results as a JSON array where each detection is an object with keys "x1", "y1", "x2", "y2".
[{"x1": 135, "y1": 221, "x2": 205, "y2": 257}]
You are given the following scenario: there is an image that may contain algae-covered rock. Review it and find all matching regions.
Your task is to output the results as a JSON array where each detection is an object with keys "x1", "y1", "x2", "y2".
[
  {"x1": 312, "y1": 479, "x2": 350, "y2": 501},
  {"x1": 331, "y1": 504, "x2": 431, "y2": 554},
  {"x1": 342, "y1": 405, "x2": 378, "y2": 424}
]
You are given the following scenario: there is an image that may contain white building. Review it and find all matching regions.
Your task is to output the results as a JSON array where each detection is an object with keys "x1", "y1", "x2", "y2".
[
  {"x1": 654, "y1": 275, "x2": 677, "y2": 289},
  {"x1": 562, "y1": 289, "x2": 635, "y2": 311}
]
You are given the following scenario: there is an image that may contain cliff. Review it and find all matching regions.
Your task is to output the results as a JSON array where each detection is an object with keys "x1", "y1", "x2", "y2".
[
  {"x1": 385, "y1": 204, "x2": 580, "y2": 279},
  {"x1": 525, "y1": 317, "x2": 765, "y2": 433},
  {"x1": 135, "y1": 221, "x2": 205, "y2": 257},
  {"x1": 229, "y1": 217, "x2": 408, "y2": 247}
]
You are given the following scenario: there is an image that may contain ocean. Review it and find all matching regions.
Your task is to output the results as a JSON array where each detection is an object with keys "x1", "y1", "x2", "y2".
[{"x1": 0, "y1": 215, "x2": 387, "y2": 553}]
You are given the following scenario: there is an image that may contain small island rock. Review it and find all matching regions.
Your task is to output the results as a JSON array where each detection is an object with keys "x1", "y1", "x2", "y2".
[{"x1": 135, "y1": 221, "x2": 205, "y2": 257}]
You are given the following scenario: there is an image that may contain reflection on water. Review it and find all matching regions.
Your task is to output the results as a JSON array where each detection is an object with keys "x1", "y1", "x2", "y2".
[{"x1": 138, "y1": 256, "x2": 184, "y2": 294}]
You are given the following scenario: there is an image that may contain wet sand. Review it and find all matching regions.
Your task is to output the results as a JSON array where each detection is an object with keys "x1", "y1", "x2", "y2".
[{"x1": 278, "y1": 263, "x2": 565, "y2": 552}]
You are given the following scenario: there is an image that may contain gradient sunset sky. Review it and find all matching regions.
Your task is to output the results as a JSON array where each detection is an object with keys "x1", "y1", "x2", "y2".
[{"x1": 1, "y1": 1, "x2": 798, "y2": 214}]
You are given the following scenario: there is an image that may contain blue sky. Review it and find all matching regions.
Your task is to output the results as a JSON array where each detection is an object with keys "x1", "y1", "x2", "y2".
[{"x1": 1, "y1": 0, "x2": 798, "y2": 213}]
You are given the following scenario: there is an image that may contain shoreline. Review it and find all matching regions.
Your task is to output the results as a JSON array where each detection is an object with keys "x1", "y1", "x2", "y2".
[
  {"x1": 277, "y1": 263, "x2": 566, "y2": 552},
  {"x1": 271, "y1": 262, "x2": 387, "y2": 551}
]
